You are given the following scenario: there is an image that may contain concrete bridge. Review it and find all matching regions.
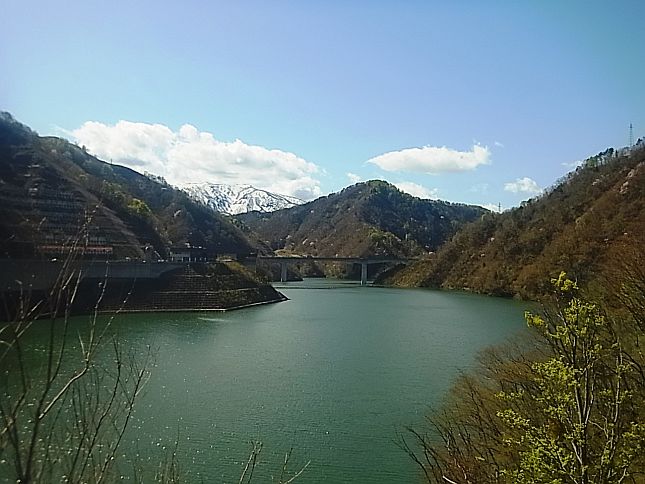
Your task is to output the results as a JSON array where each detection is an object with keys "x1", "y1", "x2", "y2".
[
  {"x1": 255, "y1": 256, "x2": 410, "y2": 285},
  {"x1": 0, "y1": 256, "x2": 411, "y2": 292}
]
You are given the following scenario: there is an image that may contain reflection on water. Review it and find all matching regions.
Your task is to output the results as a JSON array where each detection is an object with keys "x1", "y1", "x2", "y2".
[
  {"x1": 274, "y1": 279, "x2": 364, "y2": 290},
  {"x1": 11, "y1": 279, "x2": 529, "y2": 483}
]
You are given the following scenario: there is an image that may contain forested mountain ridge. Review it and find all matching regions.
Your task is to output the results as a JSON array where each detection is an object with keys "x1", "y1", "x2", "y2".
[
  {"x1": 0, "y1": 112, "x2": 258, "y2": 259},
  {"x1": 377, "y1": 144, "x2": 645, "y2": 298},
  {"x1": 237, "y1": 180, "x2": 487, "y2": 258}
]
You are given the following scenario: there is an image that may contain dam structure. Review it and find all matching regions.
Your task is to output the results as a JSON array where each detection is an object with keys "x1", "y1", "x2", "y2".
[
  {"x1": 0, "y1": 259, "x2": 186, "y2": 292},
  {"x1": 0, "y1": 259, "x2": 286, "y2": 319}
]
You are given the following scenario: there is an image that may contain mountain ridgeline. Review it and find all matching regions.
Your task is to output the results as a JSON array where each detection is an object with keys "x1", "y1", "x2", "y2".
[
  {"x1": 4, "y1": 111, "x2": 641, "y2": 301},
  {"x1": 0, "y1": 112, "x2": 259, "y2": 260},
  {"x1": 182, "y1": 183, "x2": 303, "y2": 215},
  {"x1": 0, "y1": 112, "x2": 289, "y2": 317},
  {"x1": 377, "y1": 144, "x2": 645, "y2": 298},
  {"x1": 237, "y1": 180, "x2": 487, "y2": 258}
]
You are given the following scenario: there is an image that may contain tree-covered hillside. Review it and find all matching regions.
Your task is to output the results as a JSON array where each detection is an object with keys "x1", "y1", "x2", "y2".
[
  {"x1": 378, "y1": 144, "x2": 645, "y2": 298},
  {"x1": 403, "y1": 266, "x2": 645, "y2": 483},
  {"x1": 238, "y1": 180, "x2": 486, "y2": 258},
  {"x1": 0, "y1": 112, "x2": 257, "y2": 259}
]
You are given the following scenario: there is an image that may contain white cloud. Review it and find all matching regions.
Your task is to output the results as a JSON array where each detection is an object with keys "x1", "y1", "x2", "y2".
[
  {"x1": 72, "y1": 120, "x2": 322, "y2": 200},
  {"x1": 366, "y1": 144, "x2": 491, "y2": 174},
  {"x1": 504, "y1": 177, "x2": 542, "y2": 195},
  {"x1": 394, "y1": 181, "x2": 439, "y2": 199},
  {"x1": 494, "y1": 141, "x2": 504, "y2": 148},
  {"x1": 346, "y1": 172, "x2": 362, "y2": 184}
]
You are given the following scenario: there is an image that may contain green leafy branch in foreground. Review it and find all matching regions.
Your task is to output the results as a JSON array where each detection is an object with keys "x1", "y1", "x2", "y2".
[
  {"x1": 499, "y1": 273, "x2": 644, "y2": 483},
  {"x1": 400, "y1": 271, "x2": 645, "y2": 484}
]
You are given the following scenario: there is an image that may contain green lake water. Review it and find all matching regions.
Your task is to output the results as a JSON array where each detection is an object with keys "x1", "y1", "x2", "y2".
[{"x1": 3, "y1": 280, "x2": 530, "y2": 482}]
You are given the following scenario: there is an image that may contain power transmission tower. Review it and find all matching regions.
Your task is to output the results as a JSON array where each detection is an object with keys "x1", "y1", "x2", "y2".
[{"x1": 629, "y1": 123, "x2": 634, "y2": 147}]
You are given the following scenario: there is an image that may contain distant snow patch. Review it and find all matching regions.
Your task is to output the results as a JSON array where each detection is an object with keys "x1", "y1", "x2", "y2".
[{"x1": 182, "y1": 183, "x2": 303, "y2": 215}]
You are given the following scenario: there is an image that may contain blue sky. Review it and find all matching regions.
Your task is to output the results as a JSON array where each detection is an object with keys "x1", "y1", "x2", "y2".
[{"x1": 2, "y1": 1, "x2": 644, "y2": 209}]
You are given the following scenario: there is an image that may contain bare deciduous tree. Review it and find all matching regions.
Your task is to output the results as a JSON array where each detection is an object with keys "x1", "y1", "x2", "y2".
[
  {"x1": 0, "y1": 230, "x2": 150, "y2": 483},
  {"x1": 0, "y1": 220, "x2": 308, "y2": 483}
]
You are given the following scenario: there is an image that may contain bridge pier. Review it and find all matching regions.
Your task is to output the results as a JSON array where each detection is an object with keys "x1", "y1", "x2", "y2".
[{"x1": 252, "y1": 256, "x2": 410, "y2": 286}]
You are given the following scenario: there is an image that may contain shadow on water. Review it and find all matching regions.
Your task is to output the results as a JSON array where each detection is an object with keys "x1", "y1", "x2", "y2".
[{"x1": 273, "y1": 278, "x2": 366, "y2": 290}]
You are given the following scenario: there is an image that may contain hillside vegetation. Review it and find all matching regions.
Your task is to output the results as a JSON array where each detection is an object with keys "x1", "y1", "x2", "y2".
[
  {"x1": 377, "y1": 144, "x2": 645, "y2": 298},
  {"x1": 238, "y1": 180, "x2": 486, "y2": 258},
  {"x1": 0, "y1": 112, "x2": 257, "y2": 260},
  {"x1": 403, "y1": 266, "x2": 645, "y2": 483}
]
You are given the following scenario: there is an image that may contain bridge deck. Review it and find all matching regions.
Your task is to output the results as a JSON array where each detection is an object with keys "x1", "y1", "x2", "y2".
[
  {"x1": 256, "y1": 256, "x2": 410, "y2": 264},
  {"x1": 255, "y1": 255, "x2": 412, "y2": 285}
]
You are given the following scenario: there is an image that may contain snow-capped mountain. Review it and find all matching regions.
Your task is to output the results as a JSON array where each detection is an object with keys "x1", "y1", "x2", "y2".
[{"x1": 182, "y1": 183, "x2": 304, "y2": 215}]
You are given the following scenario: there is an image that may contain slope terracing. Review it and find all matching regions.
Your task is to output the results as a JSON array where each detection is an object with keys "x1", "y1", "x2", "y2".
[
  {"x1": 0, "y1": 261, "x2": 286, "y2": 320},
  {"x1": 88, "y1": 262, "x2": 287, "y2": 313}
]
